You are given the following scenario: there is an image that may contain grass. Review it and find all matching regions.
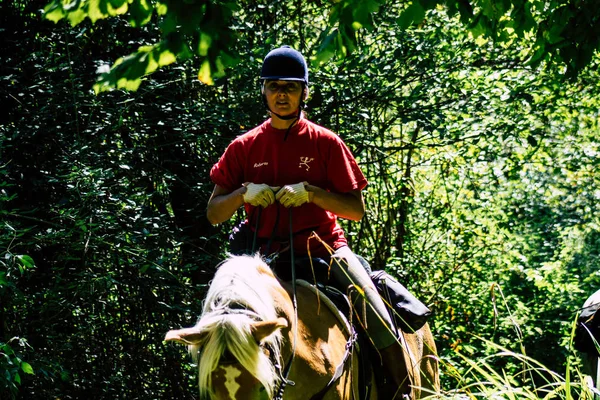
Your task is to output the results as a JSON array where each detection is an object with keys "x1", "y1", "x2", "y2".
[{"x1": 432, "y1": 336, "x2": 598, "y2": 400}]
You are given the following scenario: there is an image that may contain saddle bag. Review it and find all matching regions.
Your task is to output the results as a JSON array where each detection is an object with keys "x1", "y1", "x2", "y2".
[{"x1": 370, "y1": 270, "x2": 432, "y2": 333}]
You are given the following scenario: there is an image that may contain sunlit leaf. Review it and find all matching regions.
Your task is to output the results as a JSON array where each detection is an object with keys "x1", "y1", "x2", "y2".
[
  {"x1": 198, "y1": 32, "x2": 212, "y2": 57},
  {"x1": 156, "y1": 2, "x2": 168, "y2": 15},
  {"x1": 43, "y1": 2, "x2": 66, "y2": 23},
  {"x1": 16, "y1": 255, "x2": 35, "y2": 269},
  {"x1": 67, "y1": 9, "x2": 87, "y2": 26},
  {"x1": 107, "y1": 0, "x2": 128, "y2": 16},
  {"x1": 88, "y1": 0, "x2": 106, "y2": 23},
  {"x1": 198, "y1": 59, "x2": 213, "y2": 85},
  {"x1": 117, "y1": 76, "x2": 143, "y2": 91},
  {"x1": 21, "y1": 362, "x2": 34, "y2": 375}
]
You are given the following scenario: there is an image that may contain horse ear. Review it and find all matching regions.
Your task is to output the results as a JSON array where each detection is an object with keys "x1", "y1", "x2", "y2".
[
  {"x1": 165, "y1": 326, "x2": 208, "y2": 345},
  {"x1": 251, "y1": 317, "x2": 288, "y2": 343}
]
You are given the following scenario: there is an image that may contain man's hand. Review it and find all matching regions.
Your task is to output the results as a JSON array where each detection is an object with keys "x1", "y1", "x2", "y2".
[
  {"x1": 242, "y1": 183, "x2": 280, "y2": 207},
  {"x1": 276, "y1": 182, "x2": 310, "y2": 208}
]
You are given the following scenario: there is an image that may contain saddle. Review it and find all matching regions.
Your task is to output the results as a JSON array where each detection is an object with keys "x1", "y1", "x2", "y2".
[
  {"x1": 271, "y1": 256, "x2": 431, "y2": 333},
  {"x1": 274, "y1": 257, "x2": 426, "y2": 400}
]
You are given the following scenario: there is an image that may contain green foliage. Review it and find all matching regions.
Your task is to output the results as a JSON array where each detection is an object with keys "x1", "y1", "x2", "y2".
[
  {"x1": 44, "y1": 0, "x2": 240, "y2": 90},
  {"x1": 42, "y1": 0, "x2": 600, "y2": 92},
  {"x1": 0, "y1": 339, "x2": 35, "y2": 398},
  {"x1": 440, "y1": 335, "x2": 596, "y2": 399}
]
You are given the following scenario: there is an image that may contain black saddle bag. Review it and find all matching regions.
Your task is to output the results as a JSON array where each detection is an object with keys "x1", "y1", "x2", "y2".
[{"x1": 370, "y1": 270, "x2": 432, "y2": 333}]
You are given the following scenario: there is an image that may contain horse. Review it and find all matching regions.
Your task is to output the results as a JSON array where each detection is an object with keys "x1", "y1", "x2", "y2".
[
  {"x1": 576, "y1": 288, "x2": 600, "y2": 399},
  {"x1": 165, "y1": 254, "x2": 440, "y2": 399}
]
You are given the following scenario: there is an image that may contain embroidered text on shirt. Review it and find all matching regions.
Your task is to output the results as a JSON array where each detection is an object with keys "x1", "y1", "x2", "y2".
[
  {"x1": 254, "y1": 162, "x2": 269, "y2": 168},
  {"x1": 299, "y1": 157, "x2": 314, "y2": 171}
]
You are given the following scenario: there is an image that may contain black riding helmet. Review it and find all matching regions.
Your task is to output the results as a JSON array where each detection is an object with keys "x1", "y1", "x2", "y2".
[
  {"x1": 260, "y1": 46, "x2": 308, "y2": 123},
  {"x1": 261, "y1": 45, "x2": 309, "y2": 84}
]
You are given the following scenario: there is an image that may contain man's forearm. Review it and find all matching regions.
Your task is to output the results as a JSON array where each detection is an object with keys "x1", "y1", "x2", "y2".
[
  {"x1": 207, "y1": 186, "x2": 246, "y2": 225},
  {"x1": 306, "y1": 184, "x2": 365, "y2": 221}
]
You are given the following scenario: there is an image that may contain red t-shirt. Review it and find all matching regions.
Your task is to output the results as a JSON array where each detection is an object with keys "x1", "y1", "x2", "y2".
[{"x1": 210, "y1": 117, "x2": 367, "y2": 257}]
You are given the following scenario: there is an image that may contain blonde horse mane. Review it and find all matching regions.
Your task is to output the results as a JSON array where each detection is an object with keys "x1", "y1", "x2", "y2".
[{"x1": 190, "y1": 254, "x2": 284, "y2": 399}]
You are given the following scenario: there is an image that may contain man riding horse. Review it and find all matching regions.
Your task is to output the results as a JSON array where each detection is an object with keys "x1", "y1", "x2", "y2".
[{"x1": 206, "y1": 45, "x2": 420, "y2": 397}]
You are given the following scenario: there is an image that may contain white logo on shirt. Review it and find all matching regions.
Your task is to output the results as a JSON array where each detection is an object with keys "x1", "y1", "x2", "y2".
[
  {"x1": 254, "y1": 162, "x2": 268, "y2": 168},
  {"x1": 299, "y1": 157, "x2": 314, "y2": 171}
]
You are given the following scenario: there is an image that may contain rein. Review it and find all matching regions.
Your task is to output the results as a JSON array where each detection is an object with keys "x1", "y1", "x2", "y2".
[
  {"x1": 273, "y1": 210, "x2": 298, "y2": 400},
  {"x1": 255, "y1": 207, "x2": 355, "y2": 400}
]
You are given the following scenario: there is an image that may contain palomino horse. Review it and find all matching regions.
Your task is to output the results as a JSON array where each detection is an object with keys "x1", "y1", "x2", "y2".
[{"x1": 165, "y1": 254, "x2": 439, "y2": 399}]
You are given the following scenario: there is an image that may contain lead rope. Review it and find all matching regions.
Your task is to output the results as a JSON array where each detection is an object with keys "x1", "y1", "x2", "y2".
[{"x1": 273, "y1": 209, "x2": 298, "y2": 400}]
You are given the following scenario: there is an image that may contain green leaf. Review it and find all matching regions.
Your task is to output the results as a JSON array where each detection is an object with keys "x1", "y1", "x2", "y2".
[
  {"x1": 197, "y1": 32, "x2": 212, "y2": 57},
  {"x1": 479, "y1": 0, "x2": 497, "y2": 19},
  {"x1": 156, "y1": 2, "x2": 168, "y2": 15},
  {"x1": 87, "y1": 0, "x2": 106, "y2": 23},
  {"x1": 156, "y1": 49, "x2": 176, "y2": 68},
  {"x1": 0, "y1": 272, "x2": 7, "y2": 286},
  {"x1": 545, "y1": 6, "x2": 572, "y2": 45},
  {"x1": 107, "y1": 0, "x2": 128, "y2": 16},
  {"x1": 109, "y1": 0, "x2": 127, "y2": 10},
  {"x1": 16, "y1": 255, "x2": 35, "y2": 269},
  {"x1": 43, "y1": 2, "x2": 66, "y2": 23},
  {"x1": 67, "y1": 8, "x2": 87, "y2": 26},
  {"x1": 198, "y1": 59, "x2": 213, "y2": 85},
  {"x1": 352, "y1": 0, "x2": 380, "y2": 30},
  {"x1": 129, "y1": 0, "x2": 153, "y2": 27},
  {"x1": 469, "y1": 13, "x2": 491, "y2": 38},
  {"x1": 21, "y1": 362, "x2": 34, "y2": 375},
  {"x1": 527, "y1": 39, "x2": 547, "y2": 67},
  {"x1": 159, "y1": 13, "x2": 177, "y2": 35},
  {"x1": 315, "y1": 29, "x2": 339, "y2": 65},
  {"x1": 397, "y1": 2, "x2": 425, "y2": 30},
  {"x1": 116, "y1": 76, "x2": 143, "y2": 91}
]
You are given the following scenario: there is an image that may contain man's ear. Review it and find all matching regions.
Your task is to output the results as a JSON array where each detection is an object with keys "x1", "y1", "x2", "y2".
[{"x1": 303, "y1": 86, "x2": 310, "y2": 101}]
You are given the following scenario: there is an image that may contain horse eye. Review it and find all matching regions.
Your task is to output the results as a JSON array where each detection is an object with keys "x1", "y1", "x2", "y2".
[{"x1": 261, "y1": 346, "x2": 271, "y2": 357}]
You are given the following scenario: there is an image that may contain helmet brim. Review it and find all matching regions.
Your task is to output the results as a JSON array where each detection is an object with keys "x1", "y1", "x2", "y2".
[{"x1": 260, "y1": 76, "x2": 306, "y2": 82}]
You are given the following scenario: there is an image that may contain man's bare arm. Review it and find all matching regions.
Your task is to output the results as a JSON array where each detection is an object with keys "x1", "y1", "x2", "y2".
[
  {"x1": 305, "y1": 185, "x2": 365, "y2": 221},
  {"x1": 206, "y1": 184, "x2": 246, "y2": 225}
]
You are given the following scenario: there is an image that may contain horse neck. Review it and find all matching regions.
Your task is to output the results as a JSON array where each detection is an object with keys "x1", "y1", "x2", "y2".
[{"x1": 271, "y1": 279, "x2": 295, "y2": 319}]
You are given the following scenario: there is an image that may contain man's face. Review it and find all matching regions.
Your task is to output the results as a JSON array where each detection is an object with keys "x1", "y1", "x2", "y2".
[{"x1": 263, "y1": 80, "x2": 304, "y2": 118}]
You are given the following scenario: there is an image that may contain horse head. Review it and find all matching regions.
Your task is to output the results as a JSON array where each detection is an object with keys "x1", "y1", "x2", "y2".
[{"x1": 165, "y1": 254, "x2": 290, "y2": 399}]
